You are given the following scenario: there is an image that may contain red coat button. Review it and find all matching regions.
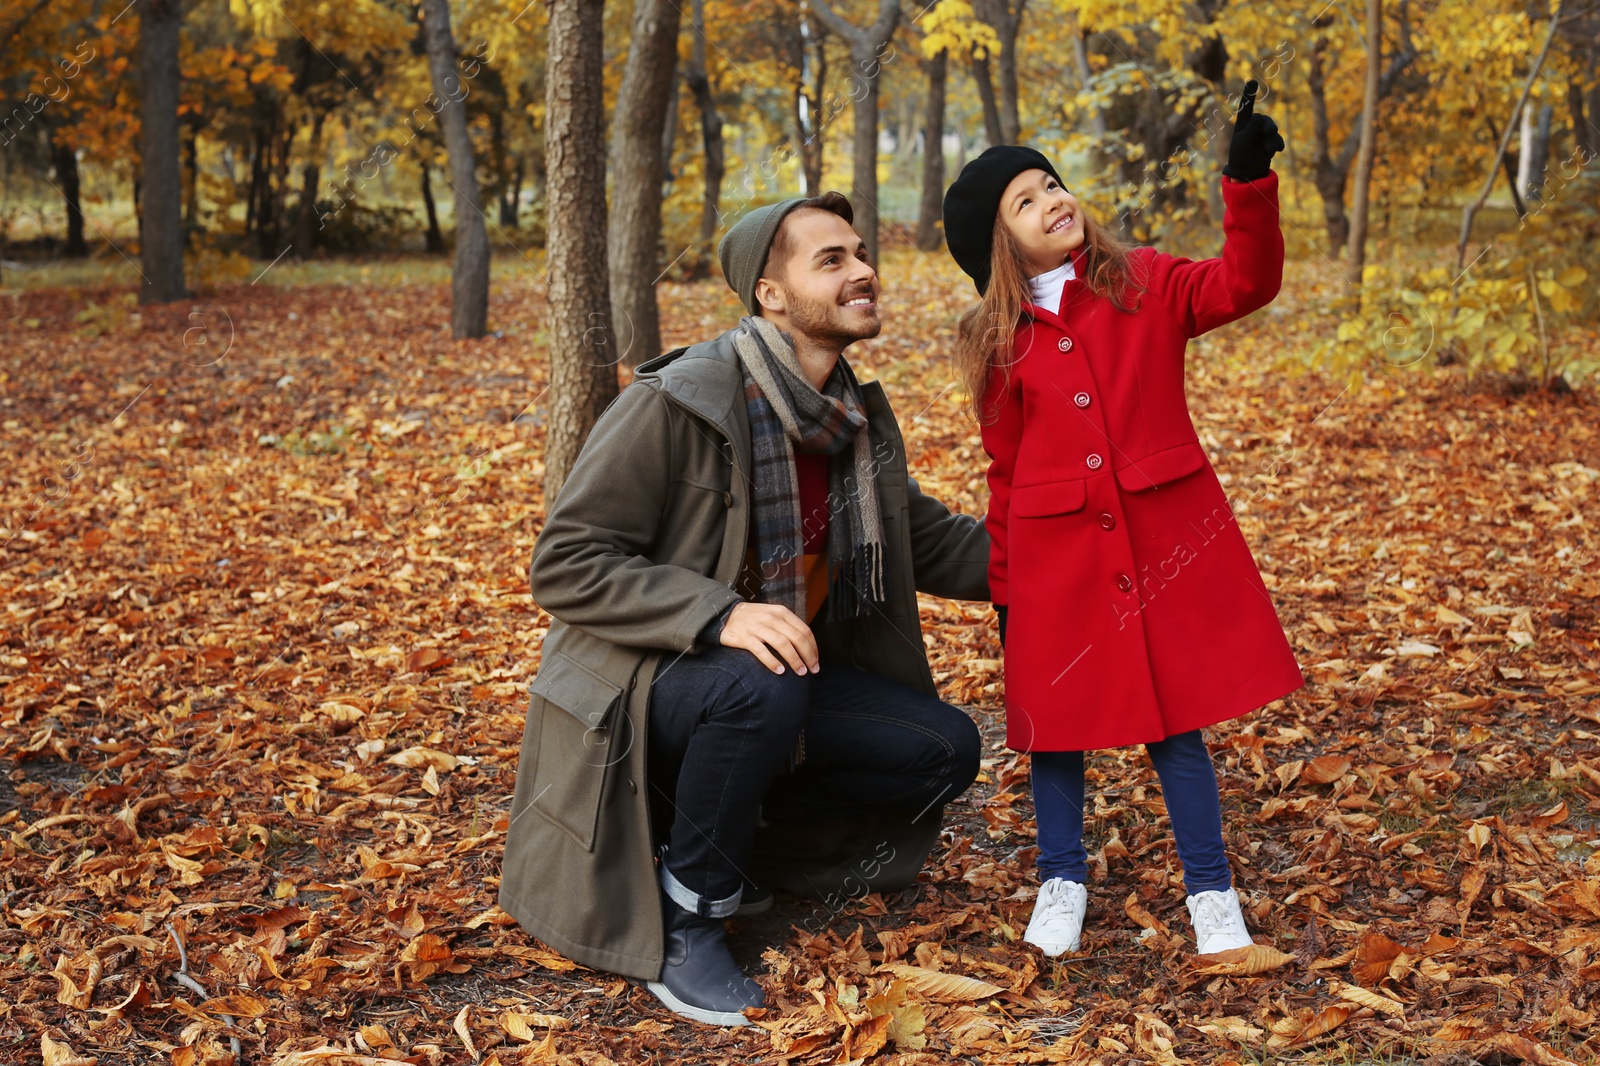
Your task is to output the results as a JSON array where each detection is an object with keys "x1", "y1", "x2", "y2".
[
  {"x1": 1099, "y1": 512, "x2": 1116, "y2": 530},
  {"x1": 1086, "y1": 453, "x2": 1104, "y2": 470},
  {"x1": 1074, "y1": 392, "x2": 1091, "y2": 408},
  {"x1": 1057, "y1": 337, "x2": 1074, "y2": 352},
  {"x1": 1116, "y1": 573, "x2": 1134, "y2": 592}
]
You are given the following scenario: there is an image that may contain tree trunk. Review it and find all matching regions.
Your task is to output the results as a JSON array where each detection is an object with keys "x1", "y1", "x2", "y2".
[
  {"x1": 661, "y1": 65, "x2": 681, "y2": 182},
  {"x1": 291, "y1": 111, "x2": 326, "y2": 258},
  {"x1": 1569, "y1": 72, "x2": 1593, "y2": 162},
  {"x1": 687, "y1": 0, "x2": 725, "y2": 240},
  {"x1": 1456, "y1": 10, "x2": 1562, "y2": 275},
  {"x1": 420, "y1": 0, "x2": 490, "y2": 339},
  {"x1": 1486, "y1": 116, "x2": 1528, "y2": 217},
  {"x1": 183, "y1": 120, "x2": 200, "y2": 235},
  {"x1": 795, "y1": 13, "x2": 827, "y2": 197},
  {"x1": 544, "y1": 0, "x2": 617, "y2": 501},
  {"x1": 137, "y1": 0, "x2": 189, "y2": 303},
  {"x1": 1346, "y1": 0, "x2": 1380, "y2": 280},
  {"x1": 259, "y1": 111, "x2": 294, "y2": 257},
  {"x1": 503, "y1": 154, "x2": 523, "y2": 227},
  {"x1": 1069, "y1": 15, "x2": 1107, "y2": 138},
  {"x1": 246, "y1": 127, "x2": 262, "y2": 238},
  {"x1": 811, "y1": 0, "x2": 899, "y2": 268},
  {"x1": 609, "y1": 0, "x2": 682, "y2": 367},
  {"x1": 1587, "y1": 44, "x2": 1600, "y2": 164},
  {"x1": 976, "y1": 0, "x2": 1025, "y2": 144},
  {"x1": 971, "y1": 54, "x2": 1004, "y2": 147},
  {"x1": 489, "y1": 108, "x2": 511, "y2": 225},
  {"x1": 51, "y1": 134, "x2": 88, "y2": 257},
  {"x1": 420, "y1": 163, "x2": 445, "y2": 253},
  {"x1": 895, "y1": 91, "x2": 919, "y2": 158},
  {"x1": 916, "y1": 49, "x2": 947, "y2": 251},
  {"x1": 1305, "y1": 25, "x2": 1352, "y2": 255},
  {"x1": 1523, "y1": 102, "x2": 1553, "y2": 202},
  {"x1": 845, "y1": 42, "x2": 885, "y2": 266}
]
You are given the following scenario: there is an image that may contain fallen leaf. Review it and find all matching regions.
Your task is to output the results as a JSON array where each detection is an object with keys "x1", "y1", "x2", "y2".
[
  {"x1": 879, "y1": 964, "x2": 1002, "y2": 1001},
  {"x1": 1300, "y1": 755, "x2": 1352, "y2": 785},
  {"x1": 40, "y1": 1035, "x2": 96, "y2": 1066},
  {"x1": 1330, "y1": 978, "x2": 1406, "y2": 1017},
  {"x1": 1193, "y1": 944, "x2": 1295, "y2": 974},
  {"x1": 454, "y1": 1005, "x2": 479, "y2": 1061},
  {"x1": 406, "y1": 647, "x2": 453, "y2": 672},
  {"x1": 387, "y1": 746, "x2": 459, "y2": 772}
]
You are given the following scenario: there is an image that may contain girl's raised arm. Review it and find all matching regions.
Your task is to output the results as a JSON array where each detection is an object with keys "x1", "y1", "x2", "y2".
[
  {"x1": 1148, "y1": 82, "x2": 1288, "y2": 339},
  {"x1": 1147, "y1": 172, "x2": 1285, "y2": 339}
]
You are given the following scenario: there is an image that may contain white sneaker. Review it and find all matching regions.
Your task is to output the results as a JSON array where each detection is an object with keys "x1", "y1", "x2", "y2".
[
  {"x1": 1024, "y1": 878, "x2": 1087, "y2": 956},
  {"x1": 1186, "y1": 889, "x2": 1254, "y2": 954}
]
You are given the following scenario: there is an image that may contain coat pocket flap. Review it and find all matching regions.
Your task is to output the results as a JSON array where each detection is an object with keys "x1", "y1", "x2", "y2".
[
  {"x1": 529, "y1": 652, "x2": 624, "y2": 729},
  {"x1": 1114, "y1": 441, "x2": 1207, "y2": 492},
  {"x1": 1012, "y1": 479, "x2": 1088, "y2": 517}
]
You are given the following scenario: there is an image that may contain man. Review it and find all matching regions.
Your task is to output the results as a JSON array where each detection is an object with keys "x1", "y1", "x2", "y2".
[{"x1": 499, "y1": 193, "x2": 991, "y2": 1027}]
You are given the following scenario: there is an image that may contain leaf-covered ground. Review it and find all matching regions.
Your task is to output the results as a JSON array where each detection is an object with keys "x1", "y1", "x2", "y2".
[{"x1": 2, "y1": 244, "x2": 1598, "y2": 1065}]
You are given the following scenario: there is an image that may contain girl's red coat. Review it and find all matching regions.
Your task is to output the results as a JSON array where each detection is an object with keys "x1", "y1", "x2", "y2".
[{"x1": 984, "y1": 172, "x2": 1304, "y2": 752}]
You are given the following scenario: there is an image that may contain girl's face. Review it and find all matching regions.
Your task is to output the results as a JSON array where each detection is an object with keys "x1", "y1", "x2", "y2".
[{"x1": 997, "y1": 168, "x2": 1084, "y2": 277}]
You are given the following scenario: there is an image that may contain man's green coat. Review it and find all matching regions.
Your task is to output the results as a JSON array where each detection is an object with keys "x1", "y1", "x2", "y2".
[{"x1": 499, "y1": 330, "x2": 991, "y2": 980}]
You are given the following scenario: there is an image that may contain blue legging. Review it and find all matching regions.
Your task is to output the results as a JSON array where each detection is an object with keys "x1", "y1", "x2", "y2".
[{"x1": 1031, "y1": 732, "x2": 1233, "y2": 894}]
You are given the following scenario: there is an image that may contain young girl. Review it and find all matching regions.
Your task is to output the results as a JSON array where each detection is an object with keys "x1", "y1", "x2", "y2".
[{"x1": 941, "y1": 85, "x2": 1304, "y2": 955}]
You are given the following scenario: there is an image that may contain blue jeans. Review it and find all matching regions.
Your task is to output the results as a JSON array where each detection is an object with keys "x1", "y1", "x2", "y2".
[
  {"x1": 647, "y1": 644, "x2": 981, "y2": 916},
  {"x1": 997, "y1": 604, "x2": 1233, "y2": 894},
  {"x1": 1031, "y1": 735, "x2": 1233, "y2": 894}
]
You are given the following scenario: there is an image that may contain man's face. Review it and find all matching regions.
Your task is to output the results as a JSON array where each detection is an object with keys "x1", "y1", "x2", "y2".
[{"x1": 757, "y1": 210, "x2": 881, "y2": 348}]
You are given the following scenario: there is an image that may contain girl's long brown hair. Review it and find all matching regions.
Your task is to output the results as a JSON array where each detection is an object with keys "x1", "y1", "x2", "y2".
[{"x1": 955, "y1": 205, "x2": 1144, "y2": 424}]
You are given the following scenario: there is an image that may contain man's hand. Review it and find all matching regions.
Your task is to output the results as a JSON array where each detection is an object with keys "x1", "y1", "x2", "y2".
[
  {"x1": 1223, "y1": 79, "x2": 1285, "y2": 183},
  {"x1": 721, "y1": 602, "x2": 820, "y2": 676}
]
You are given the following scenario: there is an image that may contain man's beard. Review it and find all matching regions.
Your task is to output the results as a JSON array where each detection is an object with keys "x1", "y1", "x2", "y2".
[{"x1": 783, "y1": 285, "x2": 881, "y2": 349}]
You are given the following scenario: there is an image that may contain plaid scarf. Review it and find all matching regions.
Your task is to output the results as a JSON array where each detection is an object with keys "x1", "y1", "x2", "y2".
[{"x1": 733, "y1": 315, "x2": 886, "y2": 623}]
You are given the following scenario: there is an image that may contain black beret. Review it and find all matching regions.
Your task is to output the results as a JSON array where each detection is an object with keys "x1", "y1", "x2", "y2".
[{"x1": 942, "y1": 146, "x2": 1064, "y2": 294}]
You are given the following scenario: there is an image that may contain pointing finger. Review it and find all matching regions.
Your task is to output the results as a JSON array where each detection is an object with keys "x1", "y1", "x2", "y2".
[{"x1": 1236, "y1": 79, "x2": 1259, "y2": 126}]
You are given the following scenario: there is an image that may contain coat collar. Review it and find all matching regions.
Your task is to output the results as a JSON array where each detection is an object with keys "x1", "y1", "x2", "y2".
[
  {"x1": 636, "y1": 325, "x2": 889, "y2": 446},
  {"x1": 1020, "y1": 245, "x2": 1088, "y2": 329},
  {"x1": 635, "y1": 329, "x2": 747, "y2": 445}
]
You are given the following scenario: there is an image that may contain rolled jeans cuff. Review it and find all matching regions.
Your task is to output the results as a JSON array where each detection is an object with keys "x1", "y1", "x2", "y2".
[{"x1": 661, "y1": 857, "x2": 741, "y2": 919}]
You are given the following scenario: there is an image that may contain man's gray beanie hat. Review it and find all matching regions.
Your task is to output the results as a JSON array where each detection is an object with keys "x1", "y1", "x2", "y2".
[{"x1": 717, "y1": 198, "x2": 810, "y2": 315}]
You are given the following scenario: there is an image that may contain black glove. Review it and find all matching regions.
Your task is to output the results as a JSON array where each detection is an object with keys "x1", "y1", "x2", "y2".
[{"x1": 1222, "y1": 79, "x2": 1285, "y2": 182}]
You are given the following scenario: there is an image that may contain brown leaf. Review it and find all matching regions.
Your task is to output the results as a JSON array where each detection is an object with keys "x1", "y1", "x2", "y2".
[
  {"x1": 1193, "y1": 944, "x2": 1295, "y2": 974},
  {"x1": 453, "y1": 1005, "x2": 479, "y2": 1061},
  {"x1": 1301, "y1": 1004, "x2": 1353, "y2": 1041},
  {"x1": 386, "y1": 746, "x2": 459, "y2": 772},
  {"x1": 1299, "y1": 755, "x2": 1352, "y2": 785},
  {"x1": 1459, "y1": 865, "x2": 1488, "y2": 932},
  {"x1": 1330, "y1": 978, "x2": 1406, "y2": 1017},
  {"x1": 843, "y1": 1013, "x2": 892, "y2": 1060},
  {"x1": 1433, "y1": 1017, "x2": 1486, "y2": 1041},
  {"x1": 1352, "y1": 932, "x2": 1406, "y2": 985},
  {"x1": 1490, "y1": 1032, "x2": 1582, "y2": 1066},
  {"x1": 879, "y1": 964, "x2": 1002, "y2": 1001},
  {"x1": 200, "y1": 993, "x2": 270, "y2": 1017},
  {"x1": 406, "y1": 647, "x2": 452, "y2": 672},
  {"x1": 498, "y1": 944, "x2": 578, "y2": 971},
  {"x1": 40, "y1": 1035, "x2": 96, "y2": 1066},
  {"x1": 54, "y1": 953, "x2": 102, "y2": 1009},
  {"x1": 1124, "y1": 893, "x2": 1170, "y2": 935},
  {"x1": 403, "y1": 933, "x2": 452, "y2": 962}
]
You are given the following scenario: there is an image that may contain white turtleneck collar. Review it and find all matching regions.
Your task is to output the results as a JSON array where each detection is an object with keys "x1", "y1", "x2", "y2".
[{"x1": 1027, "y1": 258, "x2": 1077, "y2": 313}]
